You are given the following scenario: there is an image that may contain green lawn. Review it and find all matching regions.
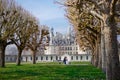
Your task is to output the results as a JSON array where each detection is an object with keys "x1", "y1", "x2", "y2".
[{"x1": 0, "y1": 62, "x2": 106, "y2": 80}]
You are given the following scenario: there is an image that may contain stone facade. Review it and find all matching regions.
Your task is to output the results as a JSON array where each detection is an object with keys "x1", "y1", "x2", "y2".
[
  {"x1": 21, "y1": 54, "x2": 91, "y2": 62},
  {"x1": 5, "y1": 53, "x2": 91, "y2": 62},
  {"x1": 45, "y1": 27, "x2": 90, "y2": 55}
]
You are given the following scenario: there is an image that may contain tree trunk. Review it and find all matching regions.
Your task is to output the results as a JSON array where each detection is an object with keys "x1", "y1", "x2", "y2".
[
  {"x1": 101, "y1": 30, "x2": 106, "y2": 73},
  {"x1": 104, "y1": 15, "x2": 120, "y2": 80},
  {"x1": 0, "y1": 45, "x2": 5, "y2": 67},
  {"x1": 32, "y1": 51, "x2": 36, "y2": 64},
  {"x1": 94, "y1": 40, "x2": 99, "y2": 67},
  {"x1": 96, "y1": 35, "x2": 102, "y2": 69},
  {"x1": 0, "y1": 41, "x2": 6, "y2": 67},
  {"x1": 91, "y1": 54, "x2": 94, "y2": 65},
  {"x1": 93, "y1": 50, "x2": 97, "y2": 67},
  {"x1": 16, "y1": 48, "x2": 22, "y2": 66},
  {"x1": 98, "y1": 41, "x2": 102, "y2": 69},
  {"x1": 92, "y1": 51, "x2": 96, "y2": 66},
  {"x1": 91, "y1": 46, "x2": 98, "y2": 67},
  {"x1": 90, "y1": 48, "x2": 95, "y2": 65}
]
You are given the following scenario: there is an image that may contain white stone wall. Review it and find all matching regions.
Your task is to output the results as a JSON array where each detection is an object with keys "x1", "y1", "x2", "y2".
[
  {"x1": 5, "y1": 55, "x2": 17, "y2": 62},
  {"x1": 30, "y1": 55, "x2": 89, "y2": 62},
  {"x1": 45, "y1": 44, "x2": 87, "y2": 55},
  {"x1": 5, "y1": 54, "x2": 91, "y2": 62}
]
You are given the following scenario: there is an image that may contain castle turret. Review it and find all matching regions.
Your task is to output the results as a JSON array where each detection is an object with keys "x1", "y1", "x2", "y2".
[
  {"x1": 50, "y1": 28, "x2": 54, "y2": 45},
  {"x1": 67, "y1": 26, "x2": 72, "y2": 39}
]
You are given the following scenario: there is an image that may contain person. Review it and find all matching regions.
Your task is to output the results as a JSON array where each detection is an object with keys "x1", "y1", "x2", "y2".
[
  {"x1": 66, "y1": 58, "x2": 68, "y2": 64},
  {"x1": 63, "y1": 57, "x2": 68, "y2": 64}
]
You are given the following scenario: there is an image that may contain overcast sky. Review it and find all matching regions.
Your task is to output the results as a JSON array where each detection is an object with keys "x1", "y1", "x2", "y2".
[{"x1": 15, "y1": 0, "x2": 70, "y2": 33}]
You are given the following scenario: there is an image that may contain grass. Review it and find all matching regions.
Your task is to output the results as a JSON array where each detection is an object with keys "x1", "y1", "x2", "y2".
[
  {"x1": 0, "y1": 62, "x2": 106, "y2": 80},
  {"x1": 70, "y1": 61, "x2": 91, "y2": 65}
]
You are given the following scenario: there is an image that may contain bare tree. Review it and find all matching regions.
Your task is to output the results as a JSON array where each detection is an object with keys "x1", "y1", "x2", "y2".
[
  {"x1": 0, "y1": 0, "x2": 21, "y2": 67},
  {"x1": 26, "y1": 25, "x2": 49, "y2": 64},
  {"x1": 10, "y1": 9, "x2": 39, "y2": 66}
]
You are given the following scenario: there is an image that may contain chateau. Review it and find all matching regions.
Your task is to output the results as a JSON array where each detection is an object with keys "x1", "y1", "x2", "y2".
[
  {"x1": 43, "y1": 27, "x2": 91, "y2": 61},
  {"x1": 5, "y1": 27, "x2": 91, "y2": 62}
]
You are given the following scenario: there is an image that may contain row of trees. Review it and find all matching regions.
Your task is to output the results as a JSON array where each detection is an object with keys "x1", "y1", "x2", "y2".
[
  {"x1": 58, "y1": 0, "x2": 120, "y2": 80},
  {"x1": 0, "y1": 0, "x2": 49, "y2": 67}
]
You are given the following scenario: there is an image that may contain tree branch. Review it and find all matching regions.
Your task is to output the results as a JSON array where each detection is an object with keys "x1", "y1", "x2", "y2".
[
  {"x1": 110, "y1": 0, "x2": 118, "y2": 15},
  {"x1": 90, "y1": 10, "x2": 104, "y2": 20}
]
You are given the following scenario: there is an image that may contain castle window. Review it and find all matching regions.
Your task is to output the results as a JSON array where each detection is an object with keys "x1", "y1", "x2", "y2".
[
  {"x1": 80, "y1": 56, "x2": 83, "y2": 60},
  {"x1": 76, "y1": 56, "x2": 78, "y2": 60},
  {"x1": 86, "y1": 56, "x2": 88, "y2": 60},
  {"x1": 10, "y1": 57, "x2": 12, "y2": 61},
  {"x1": 56, "y1": 56, "x2": 58, "y2": 60},
  {"x1": 6, "y1": 57, "x2": 8, "y2": 60},
  {"x1": 59, "y1": 56, "x2": 61, "y2": 60},
  {"x1": 68, "y1": 47, "x2": 69, "y2": 50},
  {"x1": 41, "y1": 56, "x2": 43, "y2": 60},
  {"x1": 46, "y1": 56, "x2": 48, "y2": 60},
  {"x1": 51, "y1": 56, "x2": 53, "y2": 60},
  {"x1": 71, "y1": 56, "x2": 73, "y2": 60}
]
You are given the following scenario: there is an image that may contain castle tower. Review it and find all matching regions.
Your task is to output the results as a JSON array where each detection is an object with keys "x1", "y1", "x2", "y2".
[
  {"x1": 67, "y1": 26, "x2": 72, "y2": 39},
  {"x1": 50, "y1": 28, "x2": 54, "y2": 45}
]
